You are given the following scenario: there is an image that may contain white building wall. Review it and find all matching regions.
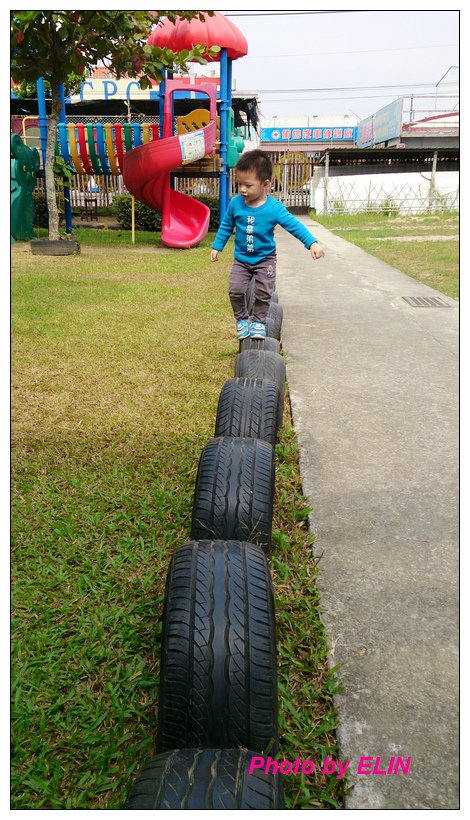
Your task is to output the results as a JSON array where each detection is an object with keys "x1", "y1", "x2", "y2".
[{"x1": 312, "y1": 171, "x2": 459, "y2": 215}]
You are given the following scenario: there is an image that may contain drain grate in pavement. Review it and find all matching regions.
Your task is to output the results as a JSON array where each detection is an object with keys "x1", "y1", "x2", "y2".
[{"x1": 402, "y1": 296, "x2": 452, "y2": 308}]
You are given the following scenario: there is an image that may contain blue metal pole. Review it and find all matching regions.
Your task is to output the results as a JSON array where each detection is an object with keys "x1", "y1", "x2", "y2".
[
  {"x1": 219, "y1": 48, "x2": 228, "y2": 220},
  {"x1": 226, "y1": 58, "x2": 233, "y2": 209},
  {"x1": 59, "y1": 83, "x2": 73, "y2": 234},
  {"x1": 227, "y1": 59, "x2": 233, "y2": 109},
  {"x1": 36, "y1": 77, "x2": 48, "y2": 172},
  {"x1": 36, "y1": 77, "x2": 50, "y2": 227}
]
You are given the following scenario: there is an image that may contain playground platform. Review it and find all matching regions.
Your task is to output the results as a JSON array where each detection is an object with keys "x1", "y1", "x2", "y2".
[{"x1": 275, "y1": 217, "x2": 459, "y2": 809}]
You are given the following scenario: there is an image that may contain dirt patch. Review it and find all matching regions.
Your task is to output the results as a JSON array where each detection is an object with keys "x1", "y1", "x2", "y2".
[
  {"x1": 11, "y1": 242, "x2": 175, "y2": 256},
  {"x1": 333, "y1": 224, "x2": 458, "y2": 233},
  {"x1": 78, "y1": 244, "x2": 174, "y2": 254}
]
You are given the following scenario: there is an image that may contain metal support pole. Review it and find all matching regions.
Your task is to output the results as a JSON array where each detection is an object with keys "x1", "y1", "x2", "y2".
[
  {"x1": 36, "y1": 77, "x2": 48, "y2": 172},
  {"x1": 36, "y1": 77, "x2": 49, "y2": 224},
  {"x1": 59, "y1": 83, "x2": 73, "y2": 234},
  {"x1": 227, "y1": 59, "x2": 233, "y2": 109},
  {"x1": 225, "y1": 58, "x2": 233, "y2": 208},
  {"x1": 219, "y1": 48, "x2": 229, "y2": 220},
  {"x1": 324, "y1": 151, "x2": 329, "y2": 215},
  {"x1": 429, "y1": 150, "x2": 438, "y2": 212}
]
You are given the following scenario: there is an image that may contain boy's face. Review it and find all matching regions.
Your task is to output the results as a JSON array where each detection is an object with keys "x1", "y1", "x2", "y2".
[{"x1": 236, "y1": 170, "x2": 270, "y2": 205}]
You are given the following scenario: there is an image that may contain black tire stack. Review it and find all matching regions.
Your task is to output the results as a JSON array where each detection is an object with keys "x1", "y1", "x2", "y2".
[{"x1": 124, "y1": 289, "x2": 285, "y2": 811}]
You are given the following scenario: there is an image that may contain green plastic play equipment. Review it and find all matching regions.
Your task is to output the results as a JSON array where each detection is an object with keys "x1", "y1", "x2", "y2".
[
  {"x1": 226, "y1": 108, "x2": 245, "y2": 167},
  {"x1": 11, "y1": 133, "x2": 40, "y2": 242}
]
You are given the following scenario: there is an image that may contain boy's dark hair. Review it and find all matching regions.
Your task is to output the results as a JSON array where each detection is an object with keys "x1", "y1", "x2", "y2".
[{"x1": 235, "y1": 149, "x2": 273, "y2": 181}]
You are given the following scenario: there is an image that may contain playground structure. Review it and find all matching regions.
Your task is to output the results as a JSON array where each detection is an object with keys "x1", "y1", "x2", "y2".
[
  {"x1": 30, "y1": 12, "x2": 247, "y2": 247},
  {"x1": 10, "y1": 133, "x2": 40, "y2": 242},
  {"x1": 122, "y1": 80, "x2": 217, "y2": 247}
]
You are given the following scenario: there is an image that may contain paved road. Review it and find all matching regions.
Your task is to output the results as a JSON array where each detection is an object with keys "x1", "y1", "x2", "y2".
[{"x1": 275, "y1": 217, "x2": 459, "y2": 809}]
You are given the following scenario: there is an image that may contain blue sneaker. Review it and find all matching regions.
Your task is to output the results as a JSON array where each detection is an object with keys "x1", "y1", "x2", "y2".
[
  {"x1": 236, "y1": 319, "x2": 251, "y2": 340},
  {"x1": 250, "y1": 321, "x2": 266, "y2": 339}
]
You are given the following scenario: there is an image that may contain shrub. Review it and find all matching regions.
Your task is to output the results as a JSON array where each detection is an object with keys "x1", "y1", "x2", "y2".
[
  {"x1": 113, "y1": 195, "x2": 161, "y2": 231},
  {"x1": 192, "y1": 195, "x2": 219, "y2": 230},
  {"x1": 33, "y1": 192, "x2": 48, "y2": 228},
  {"x1": 113, "y1": 193, "x2": 220, "y2": 232},
  {"x1": 380, "y1": 197, "x2": 400, "y2": 217},
  {"x1": 33, "y1": 192, "x2": 65, "y2": 228},
  {"x1": 329, "y1": 196, "x2": 345, "y2": 214}
]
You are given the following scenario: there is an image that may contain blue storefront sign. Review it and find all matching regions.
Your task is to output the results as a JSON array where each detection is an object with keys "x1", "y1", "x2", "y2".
[{"x1": 261, "y1": 126, "x2": 357, "y2": 142}]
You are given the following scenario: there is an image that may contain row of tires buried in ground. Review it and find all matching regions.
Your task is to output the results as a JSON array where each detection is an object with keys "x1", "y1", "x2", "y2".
[{"x1": 125, "y1": 293, "x2": 287, "y2": 810}]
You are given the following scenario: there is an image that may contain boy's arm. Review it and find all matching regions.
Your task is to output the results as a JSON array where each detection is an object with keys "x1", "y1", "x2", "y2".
[
  {"x1": 275, "y1": 201, "x2": 324, "y2": 255},
  {"x1": 211, "y1": 199, "x2": 236, "y2": 257}
]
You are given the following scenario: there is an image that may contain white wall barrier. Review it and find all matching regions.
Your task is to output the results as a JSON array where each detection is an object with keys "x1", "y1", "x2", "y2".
[{"x1": 311, "y1": 171, "x2": 459, "y2": 215}]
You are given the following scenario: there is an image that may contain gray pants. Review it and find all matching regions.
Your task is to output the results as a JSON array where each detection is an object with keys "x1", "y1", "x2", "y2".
[{"x1": 228, "y1": 253, "x2": 277, "y2": 323}]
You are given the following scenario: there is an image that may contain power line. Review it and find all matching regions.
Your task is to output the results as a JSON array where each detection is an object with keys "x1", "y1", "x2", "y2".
[
  {"x1": 256, "y1": 82, "x2": 458, "y2": 94},
  {"x1": 260, "y1": 92, "x2": 459, "y2": 103},
  {"x1": 244, "y1": 43, "x2": 458, "y2": 60},
  {"x1": 224, "y1": 10, "x2": 367, "y2": 15}
]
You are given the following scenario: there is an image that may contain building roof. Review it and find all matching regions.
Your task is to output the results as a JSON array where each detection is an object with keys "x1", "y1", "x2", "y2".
[{"x1": 316, "y1": 146, "x2": 459, "y2": 172}]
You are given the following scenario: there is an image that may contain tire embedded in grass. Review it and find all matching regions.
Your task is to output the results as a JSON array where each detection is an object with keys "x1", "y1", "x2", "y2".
[
  {"x1": 156, "y1": 540, "x2": 278, "y2": 753},
  {"x1": 191, "y1": 437, "x2": 275, "y2": 551},
  {"x1": 124, "y1": 748, "x2": 284, "y2": 810},
  {"x1": 30, "y1": 238, "x2": 80, "y2": 256},
  {"x1": 235, "y1": 349, "x2": 286, "y2": 427},
  {"x1": 215, "y1": 377, "x2": 280, "y2": 445}
]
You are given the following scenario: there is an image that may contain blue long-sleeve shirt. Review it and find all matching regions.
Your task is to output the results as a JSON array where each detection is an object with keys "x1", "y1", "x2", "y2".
[{"x1": 211, "y1": 194, "x2": 318, "y2": 265}]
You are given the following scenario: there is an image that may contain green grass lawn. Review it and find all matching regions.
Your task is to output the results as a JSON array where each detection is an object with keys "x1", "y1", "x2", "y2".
[
  {"x1": 312, "y1": 212, "x2": 459, "y2": 300},
  {"x1": 11, "y1": 233, "x2": 344, "y2": 810}
]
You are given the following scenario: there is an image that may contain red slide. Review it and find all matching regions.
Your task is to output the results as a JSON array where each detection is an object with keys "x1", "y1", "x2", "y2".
[{"x1": 122, "y1": 83, "x2": 217, "y2": 249}]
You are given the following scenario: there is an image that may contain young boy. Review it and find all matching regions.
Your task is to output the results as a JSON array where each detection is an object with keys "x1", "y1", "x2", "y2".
[{"x1": 210, "y1": 149, "x2": 325, "y2": 339}]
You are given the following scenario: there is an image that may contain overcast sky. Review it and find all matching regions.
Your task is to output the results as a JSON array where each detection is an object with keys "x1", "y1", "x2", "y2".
[
  {"x1": 7, "y1": 4, "x2": 460, "y2": 125},
  {"x1": 214, "y1": 9, "x2": 459, "y2": 123}
]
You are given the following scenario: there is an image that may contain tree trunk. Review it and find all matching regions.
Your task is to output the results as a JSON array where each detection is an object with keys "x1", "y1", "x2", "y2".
[{"x1": 45, "y1": 83, "x2": 62, "y2": 240}]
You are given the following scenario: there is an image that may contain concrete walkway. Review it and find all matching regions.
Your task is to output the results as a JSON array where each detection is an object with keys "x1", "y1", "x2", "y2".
[{"x1": 275, "y1": 218, "x2": 459, "y2": 809}]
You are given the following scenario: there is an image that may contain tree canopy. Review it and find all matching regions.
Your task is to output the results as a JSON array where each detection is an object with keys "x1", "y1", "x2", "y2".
[
  {"x1": 10, "y1": 11, "x2": 217, "y2": 93},
  {"x1": 10, "y1": 10, "x2": 217, "y2": 241}
]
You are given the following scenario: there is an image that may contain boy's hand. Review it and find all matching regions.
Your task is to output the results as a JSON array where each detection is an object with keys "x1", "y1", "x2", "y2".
[
  {"x1": 210, "y1": 249, "x2": 219, "y2": 262},
  {"x1": 310, "y1": 243, "x2": 325, "y2": 260}
]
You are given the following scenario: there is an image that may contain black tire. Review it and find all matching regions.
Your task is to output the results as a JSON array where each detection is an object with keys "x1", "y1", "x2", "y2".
[
  {"x1": 156, "y1": 540, "x2": 278, "y2": 753},
  {"x1": 270, "y1": 292, "x2": 279, "y2": 304},
  {"x1": 191, "y1": 438, "x2": 275, "y2": 551},
  {"x1": 124, "y1": 748, "x2": 284, "y2": 810},
  {"x1": 239, "y1": 336, "x2": 281, "y2": 354},
  {"x1": 266, "y1": 302, "x2": 283, "y2": 340},
  {"x1": 30, "y1": 239, "x2": 80, "y2": 256},
  {"x1": 215, "y1": 378, "x2": 280, "y2": 445},
  {"x1": 235, "y1": 349, "x2": 286, "y2": 428}
]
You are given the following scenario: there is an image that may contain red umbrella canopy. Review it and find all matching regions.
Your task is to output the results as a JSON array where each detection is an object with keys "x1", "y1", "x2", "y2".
[{"x1": 148, "y1": 11, "x2": 248, "y2": 61}]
